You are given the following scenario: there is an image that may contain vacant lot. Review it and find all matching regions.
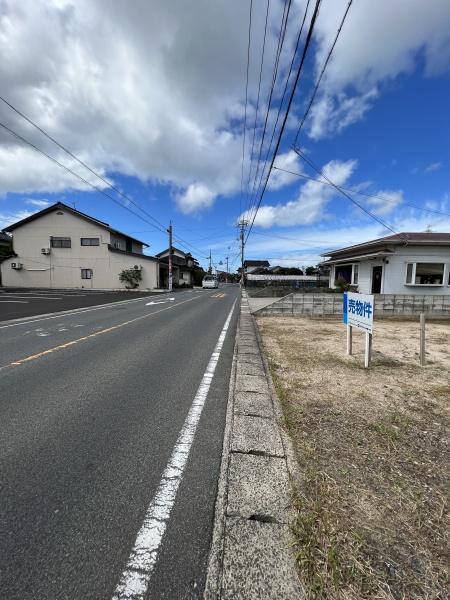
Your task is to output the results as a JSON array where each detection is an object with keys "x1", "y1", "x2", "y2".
[{"x1": 257, "y1": 316, "x2": 449, "y2": 600}]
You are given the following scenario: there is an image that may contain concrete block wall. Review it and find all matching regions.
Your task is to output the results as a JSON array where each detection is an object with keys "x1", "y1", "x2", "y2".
[{"x1": 255, "y1": 293, "x2": 450, "y2": 318}]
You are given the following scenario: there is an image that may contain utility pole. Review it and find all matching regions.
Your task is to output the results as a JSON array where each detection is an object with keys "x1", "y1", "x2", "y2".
[
  {"x1": 208, "y1": 250, "x2": 212, "y2": 274},
  {"x1": 167, "y1": 221, "x2": 173, "y2": 291},
  {"x1": 239, "y1": 220, "x2": 248, "y2": 287},
  {"x1": 225, "y1": 256, "x2": 229, "y2": 283}
]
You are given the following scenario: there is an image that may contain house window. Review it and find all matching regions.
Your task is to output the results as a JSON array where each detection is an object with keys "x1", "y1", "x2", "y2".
[
  {"x1": 81, "y1": 269, "x2": 93, "y2": 279},
  {"x1": 405, "y1": 262, "x2": 444, "y2": 285},
  {"x1": 81, "y1": 237, "x2": 100, "y2": 246},
  {"x1": 51, "y1": 237, "x2": 71, "y2": 248},
  {"x1": 352, "y1": 264, "x2": 359, "y2": 285}
]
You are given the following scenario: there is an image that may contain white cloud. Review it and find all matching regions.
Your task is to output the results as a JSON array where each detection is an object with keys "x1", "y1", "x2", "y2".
[
  {"x1": 424, "y1": 161, "x2": 442, "y2": 173},
  {"x1": 0, "y1": 0, "x2": 291, "y2": 209},
  {"x1": 306, "y1": 0, "x2": 450, "y2": 138},
  {"x1": 268, "y1": 150, "x2": 303, "y2": 190},
  {"x1": 25, "y1": 199, "x2": 51, "y2": 208},
  {"x1": 241, "y1": 159, "x2": 357, "y2": 228},
  {"x1": 176, "y1": 183, "x2": 216, "y2": 214},
  {"x1": 0, "y1": 209, "x2": 35, "y2": 229},
  {"x1": 366, "y1": 190, "x2": 403, "y2": 216}
]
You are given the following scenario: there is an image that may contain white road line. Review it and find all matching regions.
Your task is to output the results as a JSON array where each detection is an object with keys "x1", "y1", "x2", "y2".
[
  {"x1": 0, "y1": 292, "x2": 184, "y2": 329},
  {"x1": 0, "y1": 300, "x2": 29, "y2": 303},
  {"x1": 0, "y1": 296, "x2": 63, "y2": 300},
  {"x1": 112, "y1": 299, "x2": 237, "y2": 600}
]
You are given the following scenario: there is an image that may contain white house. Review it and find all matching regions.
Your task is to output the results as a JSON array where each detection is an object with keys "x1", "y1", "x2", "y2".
[
  {"x1": 1, "y1": 202, "x2": 160, "y2": 290},
  {"x1": 321, "y1": 232, "x2": 450, "y2": 295}
]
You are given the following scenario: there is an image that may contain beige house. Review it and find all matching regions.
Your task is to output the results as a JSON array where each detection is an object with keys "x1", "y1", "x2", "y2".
[{"x1": 1, "y1": 202, "x2": 159, "y2": 290}]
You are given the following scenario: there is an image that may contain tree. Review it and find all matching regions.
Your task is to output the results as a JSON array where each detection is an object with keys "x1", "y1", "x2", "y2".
[
  {"x1": 119, "y1": 266, "x2": 142, "y2": 289},
  {"x1": 305, "y1": 266, "x2": 316, "y2": 276}
]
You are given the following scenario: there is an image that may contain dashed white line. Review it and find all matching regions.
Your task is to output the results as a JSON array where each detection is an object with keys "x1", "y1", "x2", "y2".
[{"x1": 112, "y1": 299, "x2": 237, "y2": 600}]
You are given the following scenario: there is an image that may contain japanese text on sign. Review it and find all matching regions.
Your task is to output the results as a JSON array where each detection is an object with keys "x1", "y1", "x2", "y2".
[{"x1": 344, "y1": 292, "x2": 374, "y2": 333}]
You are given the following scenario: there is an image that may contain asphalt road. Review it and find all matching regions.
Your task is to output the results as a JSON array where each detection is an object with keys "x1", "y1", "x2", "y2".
[
  {"x1": 0, "y1": 285, "x2": 239, "y2": 600},
  {"x1": 0, "y1": 287, "x2": 167, "y2": 321}
]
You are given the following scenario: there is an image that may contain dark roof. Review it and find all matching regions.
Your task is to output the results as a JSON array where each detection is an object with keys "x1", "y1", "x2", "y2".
[
  {"x1": 3, "y1": 202, "x2": 149, "y2": 247},
  {"x1": 155, "y1": 246, "x2": 191, "y2": 258},
  {"x1": 322, "y1": 232, "x2": 450, "y2": 259},
  {"x1": 107, "y1": 246, "x2": 157, "y2": 261},
  {"x1": 244, "y1": 260, "x2": 270, "y2": 267}
]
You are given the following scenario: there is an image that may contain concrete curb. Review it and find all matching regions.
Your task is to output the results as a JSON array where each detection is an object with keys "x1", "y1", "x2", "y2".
[{"x1": 204, "y1": 291, "x2": 302, "y2": 600}]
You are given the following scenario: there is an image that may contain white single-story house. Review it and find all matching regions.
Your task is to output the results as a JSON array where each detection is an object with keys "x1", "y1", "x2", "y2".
[
  {"x1": 1, "y1": 202, "x2": 160, "y2": 289},
  {"x1": 321, "y1": 232, "x2": 450, "y2": 295}
]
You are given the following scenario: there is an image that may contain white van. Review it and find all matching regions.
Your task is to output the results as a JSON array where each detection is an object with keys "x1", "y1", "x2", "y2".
[{"x1": 202, "y1": 275, "x2": 219, "y2": 289}]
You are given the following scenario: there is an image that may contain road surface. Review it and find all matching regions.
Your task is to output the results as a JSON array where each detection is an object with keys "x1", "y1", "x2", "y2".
[
  {"x1": 0, "y1": 287, "x2": 164, "y2": 321},
  {"x1": 0, "y1": 286, "x2": 239, "y2": 599}
]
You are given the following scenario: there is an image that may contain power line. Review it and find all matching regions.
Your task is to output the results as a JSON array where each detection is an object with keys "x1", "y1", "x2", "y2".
[
  {"x1": 272, "y1": 165, "x2": 450, "y2": 219},
  {"x1": 249, "y1": 0, "x2": 311, "y2": 225},
  {"x1": 245, "y1": 0, "x2": 270, "y2": 216},
  {"x1": 239, "y1": 0, "x2": 254, "y2": 217},
  {"x1": 0, "y1": 95, "x2": 167, "y2": 233},
  {"x1": 294, "y1": 148, "x2": 400, "y2": 235},
  {"x1": 0, "y1": 120, "x2": 166, "y2": 236},
  {"x1": 294, "y1": 0, "x2": 353, "y2": 145},
  {"x1": 245, "y1": 0, "x2": 322, "y2": 243},
  {"x1": 246, "y1": 0, "x2": 292, "y2": 219},
  {"x1": 0, "y1": 96, "x2": 211, "y2": 261}
]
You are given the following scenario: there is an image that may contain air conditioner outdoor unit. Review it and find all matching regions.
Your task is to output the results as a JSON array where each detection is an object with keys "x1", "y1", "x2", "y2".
[
  {"x1": 11, "y1": 262, "x2": 23, "y2": 270},
  {"x1": 41, "y1": 248, "x2": 51, "y2": 255}
]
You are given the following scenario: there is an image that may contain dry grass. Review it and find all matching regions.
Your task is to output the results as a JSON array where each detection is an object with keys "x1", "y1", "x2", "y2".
[{"x1": 257, "y1": 316, "x2": 450, "y2": 600}]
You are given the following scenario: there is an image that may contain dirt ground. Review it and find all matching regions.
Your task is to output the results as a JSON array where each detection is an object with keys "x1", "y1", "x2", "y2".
[{"x1": 257, "y1": 316, "x2": 449, "y2": 600}]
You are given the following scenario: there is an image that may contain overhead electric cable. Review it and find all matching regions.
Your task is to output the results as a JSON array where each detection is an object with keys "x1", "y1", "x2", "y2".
[
  {"x1": 245, "y1": 0, "x2": 322, "y2": 243},
  {"x1": 239, "y1": 0, "x2": 254, "y2": 217},
  {"x1": 245, "y1": 0, "x2": 270, "y2": 215},
  {"x1": 249, "y1": 0, "x2": 311, "y2": 224},
  {"x1": 294, "y1": 0, "x2": 353, "y2": 145},
  {"x1": 272, "y1": 165, "x2": 450, "y2": 219},
  {"x1": 0, "y1": 98, "x2": 215, "y2": 259},
  {"x1": 246, "y1": 0, "x2": 292, "y2": 217},
  {"x1": 0, "y1": 120, "x2": 166, "y2": 235},
  {"x1": 0, "y1": 95, "x2": 167, "y2": 233},
  {"x1": 294, "y1": 148, "x2": 400, "y2": 235}
]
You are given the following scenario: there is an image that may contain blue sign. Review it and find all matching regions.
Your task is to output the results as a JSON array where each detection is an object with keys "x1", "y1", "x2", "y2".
[{"x1": 343, "y1": 292, "x2": 348, "y2": 324}]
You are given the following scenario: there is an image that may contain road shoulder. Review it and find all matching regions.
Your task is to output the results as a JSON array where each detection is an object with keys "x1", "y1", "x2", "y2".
[{"x1": 204, "y1": 291, "x2": 302, "y2": 599}]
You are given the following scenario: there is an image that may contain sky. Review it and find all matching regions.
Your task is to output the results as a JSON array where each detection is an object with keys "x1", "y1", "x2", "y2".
[{"x1": 0, "y1": 0, "x2": 449, "y2": 271}]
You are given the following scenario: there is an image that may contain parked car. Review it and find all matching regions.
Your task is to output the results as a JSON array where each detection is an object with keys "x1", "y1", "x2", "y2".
[{"x1": 202, "y1": 275, "x2": 219, "y2": 289}]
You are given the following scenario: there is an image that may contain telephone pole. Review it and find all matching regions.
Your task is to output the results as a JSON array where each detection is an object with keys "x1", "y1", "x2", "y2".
[
  {"x1": 167, "y1": 221, "x2": 173, "y2": 291},
  {"x1": 239, "y1": 219, "x2": 247, "y2": 286},
  {"x1": 208, "y1": 250, "x2": 212, "y2": 274},
  {"x1": 225, "y1": 256, "x2": 229, "y2": 283}
]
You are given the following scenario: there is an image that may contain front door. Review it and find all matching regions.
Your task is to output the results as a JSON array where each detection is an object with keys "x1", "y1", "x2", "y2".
[{"x1": 371, "y1": 265, "x2": 382, "y2": 294}]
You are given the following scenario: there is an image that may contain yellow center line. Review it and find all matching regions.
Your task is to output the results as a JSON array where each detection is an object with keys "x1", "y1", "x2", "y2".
[{"x1": 1, "y1": 294, "x2": 207, "y2": 372}]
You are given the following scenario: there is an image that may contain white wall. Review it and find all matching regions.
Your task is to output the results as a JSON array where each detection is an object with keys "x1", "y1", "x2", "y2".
[
  {"x1": 1, "y1": 209, "x2": 158, "y2": 289},
  {"x1": 330, "y1": 246, "x2": 450, "y2": 295}
]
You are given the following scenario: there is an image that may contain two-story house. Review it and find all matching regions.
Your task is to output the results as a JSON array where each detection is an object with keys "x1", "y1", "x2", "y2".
[
  {"x1": 155, "y1": 247, "x2": 198, "y2": 287},
  {"x1": 1, "y1": 202, "x2": 159, "y2": 289}
]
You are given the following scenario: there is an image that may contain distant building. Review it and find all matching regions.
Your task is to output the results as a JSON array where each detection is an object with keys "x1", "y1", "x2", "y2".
[
  {"x1": 1, "y1": 202, "x2": 159, "y2": 289},
  {"x1": 243, "y1": 259, "x2": 270, "y2": 274},
  {"x1": 321, "y1": 232, "x2": 450, "y2": 295},
  {"x1": 155, "y1": 247, "x2": 200, "y2": 287}
]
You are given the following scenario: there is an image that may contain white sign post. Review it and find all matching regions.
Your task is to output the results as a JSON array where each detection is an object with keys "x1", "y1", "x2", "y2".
[{"x1": 343, "y1": 292, "x2": 374, "y2": 368}]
